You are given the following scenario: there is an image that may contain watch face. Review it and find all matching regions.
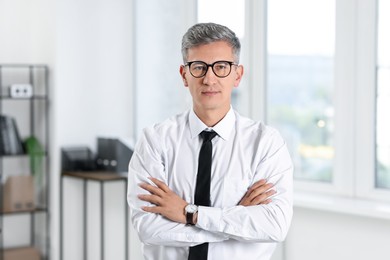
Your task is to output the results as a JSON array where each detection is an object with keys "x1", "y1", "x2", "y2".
[{"x1": 186, "y1": 204, "x2": 198, "y2": 213}]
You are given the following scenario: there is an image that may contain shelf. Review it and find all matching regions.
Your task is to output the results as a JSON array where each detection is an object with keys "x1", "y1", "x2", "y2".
[
  {"x1": 0, "y1": 153, "x2": 26, "y2": 157},
  {"x1": 0, "y1": 64, "x2": 47, "y2": 68},
  {"x1": 1, "y1": 206, "x2": 48, "y2": 215},
  {"x1": 0, "y1": 64, "x2": 50, "y2": 259},
  {"x1": 0, "y1": 151, "x2": 48, "y2": 158},
  {"x1": 2, "y1": 246, "x2": 41, "y2": 260},
  {"x1": 62, "y1": 171, "x2": 127, "y2": 181},
  {"x1": 0, "y1": 95, "x2": 48, "y2": 100}
]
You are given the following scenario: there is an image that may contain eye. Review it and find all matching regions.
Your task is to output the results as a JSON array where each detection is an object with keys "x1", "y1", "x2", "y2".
[
  {"x1": 214, "y1": 62, "x2": 229, "y2": 71},
  {"x1": 192, "y1": 63, "x2": 206, "y2": 71},
  {"x1": 193, "y1": 65, "x2": 205, "y2": 71}
]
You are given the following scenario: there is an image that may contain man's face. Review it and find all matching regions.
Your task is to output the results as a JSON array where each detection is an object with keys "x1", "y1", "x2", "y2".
[{"x1": 180, "y1": 41, "x2": 244, "y2": 115}]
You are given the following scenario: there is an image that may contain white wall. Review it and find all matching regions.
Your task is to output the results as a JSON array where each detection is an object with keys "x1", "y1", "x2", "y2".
[
  {"x1": 0, "y1": 0, "x2": 55, "y2": 64},
  {"x1": 54, "y1": 0, "x2": 134, "y2": 148},
  {"x1": 285, "y1": 207, "x2": 390, "y2": 260}
]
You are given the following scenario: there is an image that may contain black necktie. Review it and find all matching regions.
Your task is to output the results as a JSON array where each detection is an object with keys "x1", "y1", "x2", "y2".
[{"x1": 188, "y1": 130, "x2": 217, "y2": 260}]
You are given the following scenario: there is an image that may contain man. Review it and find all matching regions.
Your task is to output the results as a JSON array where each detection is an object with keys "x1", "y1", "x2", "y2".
[{"x1": 127, "y1": 22, "x2": 293, "y2": 260}]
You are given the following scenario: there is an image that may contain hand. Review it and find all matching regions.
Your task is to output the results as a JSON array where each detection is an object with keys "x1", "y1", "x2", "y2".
[
  {"x1": 239, "y1": 179, "x2": 276, "y2": 206},
  {"x1": 138, "y1": 177, "x2": 187, "y2": 224}
]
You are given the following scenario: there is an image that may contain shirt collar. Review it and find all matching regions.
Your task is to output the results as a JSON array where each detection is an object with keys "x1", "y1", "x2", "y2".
[{"x1": 189, "y1": 107, "x2": 235, "y2": 141}]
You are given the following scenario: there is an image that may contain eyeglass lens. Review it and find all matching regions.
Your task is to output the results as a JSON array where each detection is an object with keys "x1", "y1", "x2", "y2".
[{"x1": 189, "y1": 61, "x2": 233, "y2": 78}]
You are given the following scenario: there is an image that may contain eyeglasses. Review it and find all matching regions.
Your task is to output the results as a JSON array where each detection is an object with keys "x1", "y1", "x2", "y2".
[{"x1": 184, "y1": 60, "x2": 238, "y2": 78}]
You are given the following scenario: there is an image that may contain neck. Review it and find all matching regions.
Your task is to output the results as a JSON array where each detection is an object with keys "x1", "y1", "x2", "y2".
[{"x1": 194, "y1": 106, "x2": 230, "y2": 127}]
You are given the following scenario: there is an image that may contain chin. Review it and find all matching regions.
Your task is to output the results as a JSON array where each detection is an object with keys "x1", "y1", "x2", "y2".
[{"x1": 201, "y1": 102, "x2": 228, "y2": 112}]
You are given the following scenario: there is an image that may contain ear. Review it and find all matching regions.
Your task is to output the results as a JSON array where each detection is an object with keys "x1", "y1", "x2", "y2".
[
  {"x1": 233, "y1": 65, "x2": 244, "y2": 88},
  {"x1": 180, "y1": 65, "x2": 189, "y2": 87}
]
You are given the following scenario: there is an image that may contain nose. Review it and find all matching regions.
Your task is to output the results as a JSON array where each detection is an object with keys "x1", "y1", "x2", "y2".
[{"x1": 202, "y1": 65, "x2": 217, "y2": 85}]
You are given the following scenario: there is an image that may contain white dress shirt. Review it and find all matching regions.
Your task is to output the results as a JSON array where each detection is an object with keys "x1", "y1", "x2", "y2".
[{"x1": 127, "y1": 107, "x2": 293, "y2": 260}]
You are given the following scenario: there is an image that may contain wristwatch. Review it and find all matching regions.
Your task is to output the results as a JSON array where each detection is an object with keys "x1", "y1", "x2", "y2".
[{"x1": 185, "y1": 204, "x2": 198, "y2": 225}]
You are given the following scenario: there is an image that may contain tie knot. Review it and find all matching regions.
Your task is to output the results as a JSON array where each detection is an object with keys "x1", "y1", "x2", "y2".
[{"x1": 200, "y1": 130, "x2": 217, "y2": 142}]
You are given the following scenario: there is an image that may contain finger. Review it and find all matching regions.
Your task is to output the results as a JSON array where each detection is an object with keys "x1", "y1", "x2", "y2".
[
  {"x1": 249, "y1": 179, "x2": 267, "y2": 190},
  {"x1": 239, "y1": 197, "x2": 250, "y2": 206},
  {"x1": 246, "y1": 180, "x2": 269, "y2": 197},
  {"x1": 149, "y1": 177, "x2": 171, "y2": 193},
  {"x1": 246, "y1": 183, "x2": 274, "y2": 201},
  {"x1": 239, "y1": 192, "x2": 254, "y2": 206},
  {"x1": 260, "y1": 199, "x2": 272, "y2": 205},
  {"x1": 138, "y1": 194, "x2": 162, "y2": 206},
  {"x1": 250, "y1": 187, "x2": 276, "y2": 202},
  {"x1": 142, "y1": 205, "x2": 162, "y2": 214},
  {"x1": 239, "y1": 189, "x2": 275, "y2": 206},
  {"x1": 239, "y1": 184, "x2": 265, "y2": 205},
  {"x1": 139, "y1": 182, "x2": 165, "y2": 196},
  {"x1": 251, "y1": 189, "x2": 276, "y2": 205}
]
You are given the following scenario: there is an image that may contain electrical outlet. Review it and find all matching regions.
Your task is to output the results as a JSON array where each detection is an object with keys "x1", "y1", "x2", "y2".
[{"x1": 10, "y1": 84, "x2": 33, "y2": 98}]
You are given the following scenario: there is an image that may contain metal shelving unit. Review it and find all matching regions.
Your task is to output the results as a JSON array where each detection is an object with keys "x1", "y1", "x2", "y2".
[{"x1": 0, "y1": 64, "x2": 50, "y2": 260}]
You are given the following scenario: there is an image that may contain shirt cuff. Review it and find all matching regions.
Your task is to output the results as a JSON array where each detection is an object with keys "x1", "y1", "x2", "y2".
[{"x1": 197, "y1": 206, "x2": 224, "y2": 232}]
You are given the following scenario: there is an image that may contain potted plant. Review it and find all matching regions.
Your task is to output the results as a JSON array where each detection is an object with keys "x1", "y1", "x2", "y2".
[{"x1": 24, "y1": 136, "x2": 45, "y2": 206}]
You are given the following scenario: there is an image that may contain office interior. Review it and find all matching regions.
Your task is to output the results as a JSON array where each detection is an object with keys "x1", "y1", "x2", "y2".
[{"x1": 1, "y1": 0, "x2": 390, "y2": 260}]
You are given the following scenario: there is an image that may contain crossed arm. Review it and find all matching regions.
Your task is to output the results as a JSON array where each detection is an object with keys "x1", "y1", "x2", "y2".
[
  {"x1": 138, "y1": 177, "x2": 276, "y2": 225},
  {"x1": 128, "y1": 128, "x2": 293, "y2": 246}
]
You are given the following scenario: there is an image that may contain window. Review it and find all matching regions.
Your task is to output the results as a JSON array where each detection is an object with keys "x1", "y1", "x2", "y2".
[
  {"x1": 376, "y1": 0, "x2": 390, "y2": 189},
  {"x1": 197, "y1": 0, "x2": 245, "y2": 39},
  {"x1": 267, "y1": 0, "x2": 335, "y2": 182},
  {"x1": 197, "y1": 0, "x2": 249, "y2": 116},
  {"x1": 133, "y1": 0, "x2": 194, "y2": 137}
]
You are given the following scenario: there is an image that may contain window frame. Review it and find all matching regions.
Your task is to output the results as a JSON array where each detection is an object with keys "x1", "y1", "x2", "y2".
[
  {"x1": 247, "y1": 0, "x2": 390, "y2": 202},
  {"x1": 355, "y1": 0, "x2": 390, "y2": 201}
]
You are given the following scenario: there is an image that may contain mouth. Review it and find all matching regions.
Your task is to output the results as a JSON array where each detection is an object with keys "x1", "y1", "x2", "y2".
[{"x1": 201, "y1": 90, "x2": 220, "y2": 96}]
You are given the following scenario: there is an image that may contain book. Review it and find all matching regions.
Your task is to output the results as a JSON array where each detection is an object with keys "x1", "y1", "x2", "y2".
[{"x1": 0, "y1": 115, "x2": 24, "y2": 155}]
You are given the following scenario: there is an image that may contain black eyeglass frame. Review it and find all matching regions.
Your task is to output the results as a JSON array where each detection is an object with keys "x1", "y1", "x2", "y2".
[{"x1": 184, "y1": 60, "x2": 238, "y2": 78}]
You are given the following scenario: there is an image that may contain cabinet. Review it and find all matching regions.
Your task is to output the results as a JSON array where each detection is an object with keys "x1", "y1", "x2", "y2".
[
  {"x1": 60, "y1": 171, "x2": 129, "y2": 260},
  {"x1": 0, "y1": 64, "x2": 50, "y2": 260}
]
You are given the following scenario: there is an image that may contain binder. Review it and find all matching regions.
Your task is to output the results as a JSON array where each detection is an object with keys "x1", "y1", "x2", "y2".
[{"x1": 0, "y1": 115, "x2": 24, "y2": 155}]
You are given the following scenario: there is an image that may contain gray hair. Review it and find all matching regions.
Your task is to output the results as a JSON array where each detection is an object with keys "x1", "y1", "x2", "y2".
[{"x1": 181, "y1": 23, "x2": 241, "y2": 63}]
